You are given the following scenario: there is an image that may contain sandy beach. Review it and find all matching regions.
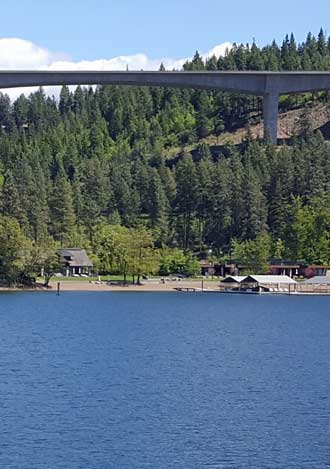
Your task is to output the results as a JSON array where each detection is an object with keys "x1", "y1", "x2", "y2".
[
  {"x1": 47, "y1": 280, "x2": 220, "y2": 292},
  {"x1": 0, "y1": 280, "x2": 220, "y2": 293},
  {"x1": 1, "y1": 280, "x2": 330, "y2": 295}
]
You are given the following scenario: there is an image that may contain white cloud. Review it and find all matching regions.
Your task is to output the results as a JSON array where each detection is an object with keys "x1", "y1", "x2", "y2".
[
  {"x1": 0, "y1": 38, "x2": 232, "y2": 101},
  {"x1": 0, "y1": 38, "x2": 66, "y2": 70},
  {"x1": 202, "y1": 42, "x2": 232, "y2": 60}
]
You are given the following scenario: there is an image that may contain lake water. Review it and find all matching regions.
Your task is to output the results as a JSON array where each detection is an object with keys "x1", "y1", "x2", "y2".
[{"x1": 0, "y1": 292, "x2": 330, "y2": 468}]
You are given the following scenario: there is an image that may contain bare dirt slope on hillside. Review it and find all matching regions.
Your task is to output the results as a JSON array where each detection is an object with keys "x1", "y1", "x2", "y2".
[
  {"x1": 166, "y1": 103, "x2": 330, "y2": 158},
  {"x1": 216, "y1": 103, "x2": 330, "y2": 144}
]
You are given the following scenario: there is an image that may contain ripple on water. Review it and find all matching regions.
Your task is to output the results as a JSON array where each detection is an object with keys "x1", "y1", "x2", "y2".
[{"x1": 0, "y1": 292, "x2": 330, "y2": 468}]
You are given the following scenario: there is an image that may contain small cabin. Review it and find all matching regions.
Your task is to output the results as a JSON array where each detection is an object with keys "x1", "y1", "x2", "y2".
[{"x1": 59, "y1": 248, "x2": 93, "y2": 277}]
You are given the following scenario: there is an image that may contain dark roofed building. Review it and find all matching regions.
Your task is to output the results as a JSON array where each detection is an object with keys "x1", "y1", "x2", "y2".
[
  {"x1": 308, "y1": 265, "x2": 330, "y2": 276},
  {"x1": 199, "y1": 259, "x2": 215, "y2": 276},
  {"x1": 217, "y1": 261, "x2": 246, "y2": 277},
  {"x1": 268, "y1": 259, "x2": 303, "y2": 278},
  {"x1": 59, "y1": 248, "x2": 93, "y2": 277}
]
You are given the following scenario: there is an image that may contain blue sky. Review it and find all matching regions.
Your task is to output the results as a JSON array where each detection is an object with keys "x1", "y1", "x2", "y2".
[{"x1": 1, "y1": 0, "x2": 330, "y2": 61}]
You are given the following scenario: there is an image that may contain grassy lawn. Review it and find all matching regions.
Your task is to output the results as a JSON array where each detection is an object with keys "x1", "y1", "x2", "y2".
[{"x1": 184, "y1": 276, "x2": 222, "y2": 282}]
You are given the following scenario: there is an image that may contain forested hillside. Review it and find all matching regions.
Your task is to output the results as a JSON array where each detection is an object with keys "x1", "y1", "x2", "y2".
[{"x1": 1, "y1": 30, "x2": 330, "y2": 282}]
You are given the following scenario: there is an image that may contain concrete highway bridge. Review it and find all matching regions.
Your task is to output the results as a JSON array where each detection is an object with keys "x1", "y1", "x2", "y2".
[{"x1": 1, "y1": 70, "x2": 330, "y2": 142}]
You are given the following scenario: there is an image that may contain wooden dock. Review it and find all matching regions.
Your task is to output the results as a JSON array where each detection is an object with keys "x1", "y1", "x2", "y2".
[{"x1": 175, "y1": 287, "x2": 200, "y2": 292}]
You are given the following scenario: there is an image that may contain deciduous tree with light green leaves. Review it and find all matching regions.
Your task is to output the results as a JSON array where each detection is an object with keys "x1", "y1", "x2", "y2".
[
  {"x1": 0, "y1": 215, "x2": 32, "y2": 285},
  {"x1": 231, "y1": 234, "x2": 271, "y2": 274},
  {"x1": 93, "y1": 224, "x2": 160, "y2": 283}
]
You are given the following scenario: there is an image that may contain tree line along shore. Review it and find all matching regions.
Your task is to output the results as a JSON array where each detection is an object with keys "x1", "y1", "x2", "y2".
[{"x1": 2, "y1": 30, "x2": 330, "y2": 287}]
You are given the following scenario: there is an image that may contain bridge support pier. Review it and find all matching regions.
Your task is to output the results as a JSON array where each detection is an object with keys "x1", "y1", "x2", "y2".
[{"x1": 263, "y1": 92, "x2": 279, "y2": 143}]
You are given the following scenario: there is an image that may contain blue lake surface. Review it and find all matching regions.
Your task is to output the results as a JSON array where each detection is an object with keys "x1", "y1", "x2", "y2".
[{"x1": 0, "y1": 292, "x2": 330, "y2": 468}]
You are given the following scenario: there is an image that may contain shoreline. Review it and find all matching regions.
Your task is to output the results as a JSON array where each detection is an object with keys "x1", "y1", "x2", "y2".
[
  {"x1": 50, "y1": 280, "x2": 220, "y2": 292},
  {"x1": 1, "y1": 280, "x2": 330, "y2": 295},
  {"x1": 0, "y1": 280, "x2": 218, "y2": 293}
]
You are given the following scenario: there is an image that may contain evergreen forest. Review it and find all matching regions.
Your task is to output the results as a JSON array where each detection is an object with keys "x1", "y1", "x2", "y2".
[{"x1": 2, "y1": 30, "x2": 330, "y2": 283}]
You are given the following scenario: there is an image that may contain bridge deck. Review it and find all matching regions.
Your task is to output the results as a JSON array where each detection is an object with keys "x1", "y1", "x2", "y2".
[{"x1": 1, "y1": 71, "x2": 330, "y2": 142}]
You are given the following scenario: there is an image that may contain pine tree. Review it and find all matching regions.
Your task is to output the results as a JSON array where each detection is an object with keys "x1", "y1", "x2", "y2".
[
  {"x1": 1, "y1": 170, "x2": 27, "y2": 227},
  {"x1": 49, "y1": 167, "x2": 77, "y2": 245},
  {"x1": 241, "y1": 164, "x2": 267, "y2": 239},
  {"x1": 59, "y1": 85, "x2": 72, "y2": 115},
  {"x1": 174, "y1": 155, "x2": 198, "y2": 250}
]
